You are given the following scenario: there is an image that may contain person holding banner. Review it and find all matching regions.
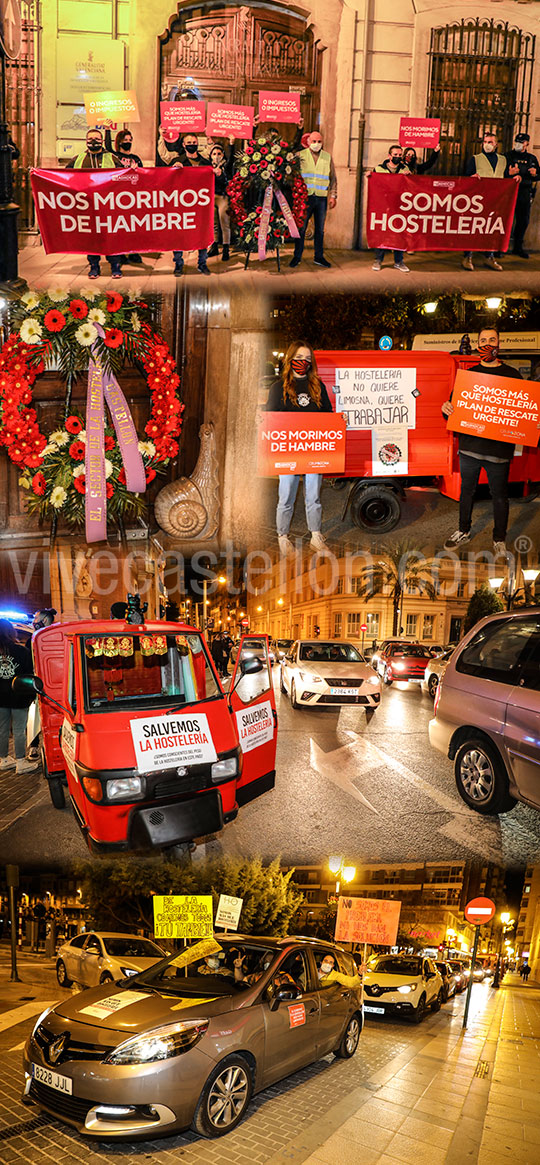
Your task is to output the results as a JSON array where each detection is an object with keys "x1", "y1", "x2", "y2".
[
  {"x1": 402, "y1": 145, "x2": 440, "y2": 175},
  {"x1": 442, "y1": 324, "x2": 521, "y2": 555},
  {"x1": 66, "y1": 128, "x2": 123, "y2": 279},
  {"x1": 265, "y1": 340, "x2": 333, "y2": 556},
  {"x1": 206, "y1": 139, "x2": 236, "y2": 262},
  {"x1": 289, "y1": 130, "x2": 337, "y2": 269},
  {"x1": 164, "y1": 134, "x2": 212, "y2": 276},
  {"x1": 372, "y1": 147, "x2": 410, "y2": 272},
  {"x1": 106, "y1": 130, "x2": 144, "y2": 267},
  {"x1": 462, "y1": 133, "x2": 511, "y2": 271}
]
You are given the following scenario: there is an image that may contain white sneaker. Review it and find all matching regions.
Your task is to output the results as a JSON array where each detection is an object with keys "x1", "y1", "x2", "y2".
[
  {"x1": 493, "y1": 541, "x2": 508, "y2": 556},
  {"x1": 0, "y1": 756, "x2": 15, "y2": 770},
  {"x1": 372, "y1": 260, "x2": 382, "y2": 271},
  {"x1": 16, "y1": 757, "x2": 39, "y2": 775},
  {"x1": 310, "y1": 531, "x2": 329, "y2": 551},
  {"x1": 444, "y1": 530, "x2": 471, "y2": 550},
  {"x1": 394, "y1": 262, "x2": 410, "y2": 272},
  {"x1": 278, "y1": 534, "x2": 295, "y2": 558}
]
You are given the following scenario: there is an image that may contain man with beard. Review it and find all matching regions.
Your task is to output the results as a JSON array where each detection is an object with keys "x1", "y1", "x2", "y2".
[{"x1": 66, "y1": 128, "x2": 123, "y2": 279}]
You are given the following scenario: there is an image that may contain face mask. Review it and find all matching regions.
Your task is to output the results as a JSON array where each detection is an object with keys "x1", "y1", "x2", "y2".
[
  {"x1": 207, "y1": 957, "x2": 220, "y2": 970},
  {"x1": 483, "y1": 143, "x2": 495, "y2": 153},
  {"x1": 87, "y1": 140, "x2": 102, "y2": 153},
  {"x1": 184, "y1": 143, "x2": 198, "y2": 154},
  {"x1": 291, "y1": 357, "x2": 311, "y2": 375},
  {"x1": 320, "y1": 962, "x2": 333, "y2": 976},
  {"x1": 310, "y1": 140, "x2": 323, "y2": 153},
  {"x1": 212, "y1": 154, "x2": 224, "y2": 166},
  {"x1": 120, "y1": 142, "x2": 132, "y2": 152},
  {"x1": 514, "y1": 142, "x2": 526, "y2": 152},
  {"x1": 478, "y1": 342, "x2": 498, "y2": 362}
]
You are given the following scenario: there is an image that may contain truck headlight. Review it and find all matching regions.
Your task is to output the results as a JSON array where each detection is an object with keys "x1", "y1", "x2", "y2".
[
  {"x1": 104, "y1": 1019, "x2": 208, "y2": 1065},
  {"x1": 106, "y1": 776, "x2": 143, "y2": 800},
  {"x1": 211, "y1": 757, "x2": 237, "y2": 783}
]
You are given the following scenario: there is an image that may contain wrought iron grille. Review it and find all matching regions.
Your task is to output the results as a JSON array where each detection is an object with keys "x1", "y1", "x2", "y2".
[
  {"x1": 5, "y1": 1, "x2": 39, "y2": 229},
  {"x1": 427, "y1": 19, "x2": 535, "y2": 176}
]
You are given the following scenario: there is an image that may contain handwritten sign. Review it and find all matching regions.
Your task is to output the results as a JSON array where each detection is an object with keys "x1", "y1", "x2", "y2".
[
  {"x1": 335, "y1": 366, "x2": 417, "y2": 430},
  {"x1": 153, "y1": 895, "x2": 214, "y2": 940},
  {"x1": 335, "y1": 896, "x2": 402, "y2": 946}
]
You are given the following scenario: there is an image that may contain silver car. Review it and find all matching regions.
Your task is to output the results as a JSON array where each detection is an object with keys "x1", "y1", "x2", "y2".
[
  {"x1": 429, "y1": 610, "x2": 540, "y2": 814},
  {"x1": 56, "y1": 932, "x2": 167, "y2": 988},
  {"x1": 281, "y1": 639, "x2": 382, "y2": 709},
  {"x1": 24, "y1": 935, "x2": 363, "y2": 1140},
  {"x1": 421, "y1": 647, "x2": 455, "y2": 698}
]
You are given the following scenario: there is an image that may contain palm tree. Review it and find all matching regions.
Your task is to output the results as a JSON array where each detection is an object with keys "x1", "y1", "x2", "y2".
[{"x1": 353, "y1": 539, "x2": 437, "y2": 636}]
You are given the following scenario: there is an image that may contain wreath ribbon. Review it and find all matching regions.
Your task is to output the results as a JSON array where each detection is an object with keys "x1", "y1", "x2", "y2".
[
  {"x1": 85, "y1": 327, "x2": 146, "y2": 542},
  {"x1": 257, "y1": 181, "x2": 300, "y2": 261}
]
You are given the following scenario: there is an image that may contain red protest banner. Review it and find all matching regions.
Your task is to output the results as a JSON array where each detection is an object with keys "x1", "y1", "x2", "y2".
[
  {"x1": 258, "y1": 90, "x2": 301, "y2": 123},
  {"x1": 446, "y1": 368, "x2": 540, "y2": 447},
  {"x1": 366, "y1": 174, "x2": 518, "y2": 252},
  {"x1": 399, "y1": 117, "x2": 440, "y2": 148},
  {"x1": 206, "y1": 102, "x2": 254, "y2": 138},
  {"x1": 160, "y1": 101, "x2": 206, "y2": 140},
  {"x1": 335, "y1": 897, "x2": 402, "y2": 946},
  {"x1": 258, "y1": 412, "x2": 347, "y2": 475},
  {"x1": 30, "y1": 166, "x2": 214, "y2": 255}
]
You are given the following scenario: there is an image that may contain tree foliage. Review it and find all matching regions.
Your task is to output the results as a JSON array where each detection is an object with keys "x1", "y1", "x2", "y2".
[
  {"x1": 463, "y1": 584, "x2": 504, "y2": 634},
  {"x1": 353, "y1": 540, "x2": 438, "y2": 636}
]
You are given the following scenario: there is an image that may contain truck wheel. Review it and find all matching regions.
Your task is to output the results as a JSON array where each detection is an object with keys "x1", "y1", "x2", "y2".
[
  {"x1": 454, "y1": 738, "x2": 516, "y2": 815},
  {"x1": 350, "y1": 485, "x2": 401, "y2": 533},
  {"x1": 48, "y1": 777, "x2": 65, "y2": 810}
]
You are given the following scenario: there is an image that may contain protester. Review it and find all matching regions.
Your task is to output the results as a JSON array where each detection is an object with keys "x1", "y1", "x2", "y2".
[
  {"x1": 265, "y1": 340, "x2": 333, "y2": 556},
  {"x1": 505, "y1": 132, "x2": 540, "y2": 258},
  {"x1": 372, "y1": 146, "x2": 410, "y2": 272},
  {"x1": 206, "y1": 138, "x2": 236, "y2": 261},
  {"x1": 65, "y1": 128, "x2": 123, "y2": 278},
  {"x1": 162, "y1": 133, "x2": 212, "y2": 275},
  {"x1": 442, "y1": 324, "x2": 521, "y2": 555},
  {"x1": 289, "y1": 130, "x2": 336, "y2": 269},
  {"x1": 462, "y1": 132, "x2": 513, "y2": 271},
  {"x1": 32, "y1": 608, "x2": 56, "y2": 632},
  {"x1": 103, "y1": 129, "x2": 145, "y2": 267},
  {"x1": 0, "y1": 619, "x2": 38, "y2": 774},
  {"x1": 402, "y1": 145, "x2": 441, "y2": 174},
  {"x1": 521, "y1": 961, "x2": 531, "y2": 982}
]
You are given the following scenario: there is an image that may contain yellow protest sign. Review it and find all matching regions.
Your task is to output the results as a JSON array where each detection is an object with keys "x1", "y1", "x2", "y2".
[
  {"x1": 169, "y1": 937, "x2": 222, "y2": 968},
  {"x1": 153, "y1": 895, "x2": 214, "y2": 940},
  {"x1": 84, "y1": 89, "x2": 140, "y2": 125}
]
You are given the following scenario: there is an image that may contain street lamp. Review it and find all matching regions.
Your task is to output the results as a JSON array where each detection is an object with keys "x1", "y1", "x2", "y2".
[
  {"x1": 489, "y1": 566, "x2": 539, "y2": 611},
  {"x1": 492, "y1": 911, "x2": 515, "y2": 989},
  {"x1": 328, "y1": 856, "x2": 356, "y2": 896}
]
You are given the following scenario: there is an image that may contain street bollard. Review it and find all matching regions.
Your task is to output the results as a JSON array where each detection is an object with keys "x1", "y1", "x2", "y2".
[{"x1": 6, "y1": 864, "x2": 21, "y2": 982}]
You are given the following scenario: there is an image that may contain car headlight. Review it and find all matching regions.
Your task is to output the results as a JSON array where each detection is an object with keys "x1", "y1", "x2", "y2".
[
  {"x1": 298, "y1": 672, "x2": 323, "y2": 682},
  {"x1": 120, "y1": 967, "x2": 138, "y2": 978},
  {"x1": 31, "y1": 1005, "x2": 54, "y2": 1037},
  {"x1": 211, "y1": 756, "x2": 237, "y2": 782},
  {"x1": 367, "y1": 675, "x2": 380, "y2": 685},
  {"x1": 106, "y1": 776, "x2": 143, "y2": 800},
  {"x1": 397, "y1": 983, "x2": 417, "y2": 994},
  {"x1": 392, "y1": 661, "x2": 405, "y2": 672},
  {"x1": 103, "y1": 1019, "x2": 209, "y2": 1065}
]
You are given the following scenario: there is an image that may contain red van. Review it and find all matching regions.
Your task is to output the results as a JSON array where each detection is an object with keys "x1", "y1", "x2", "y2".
[
  {"x1": 315, "y1": 350, "x2": 540, "y2": 532},
  {"x1": 29, "y1": 622, "x2": 277, "y2": 854}
]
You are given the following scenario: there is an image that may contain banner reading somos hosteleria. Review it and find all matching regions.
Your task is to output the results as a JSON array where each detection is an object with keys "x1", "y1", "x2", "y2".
[
  {"x1": 366, "y1": 174, "x2": 518, "y2": 253},
  {"x1": 30, "y1": 166, "x2": 214, "y2": 255}
]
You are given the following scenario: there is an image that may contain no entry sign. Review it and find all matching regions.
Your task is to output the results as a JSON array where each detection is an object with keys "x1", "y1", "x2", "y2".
[{"x1": 464, "y1": 897, "x2": 496, "y2": 925}]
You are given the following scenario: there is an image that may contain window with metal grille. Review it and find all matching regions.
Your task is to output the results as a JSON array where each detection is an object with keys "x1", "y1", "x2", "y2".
[
  {"x1": 347, "y1": 612, "x2": 361, "y2": 638},
  {"x1": 333, "y1": 612, "x2": 342, "y2": 638},
  {"x1": 405, "y1": 614, "x2": 418, "y2": 637}
]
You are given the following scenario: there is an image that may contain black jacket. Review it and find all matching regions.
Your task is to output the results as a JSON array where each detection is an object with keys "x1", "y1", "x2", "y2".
[
  {"x1": 505, "y1": 150, "x2": 540, "y2": 194},
  {"x1": 0, "y1": 641, "x2": 35, "y2": 709},
  {"x1": 265, "y1": 376, "x2": 333, "y2": 412}
]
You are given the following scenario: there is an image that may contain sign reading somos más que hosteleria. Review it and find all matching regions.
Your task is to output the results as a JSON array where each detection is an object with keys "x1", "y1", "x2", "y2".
[
  {"x1": 335, "y1": 896, "x2": 402, "y2": 946},
  {"x1": 446, "y1": 368, "x2": 540, "y2": 447}
]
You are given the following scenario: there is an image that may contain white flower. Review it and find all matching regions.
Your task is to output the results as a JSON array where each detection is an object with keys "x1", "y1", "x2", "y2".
[
  {"x1": 253, "y1": 152, "x2": 261, "y2": 161},
  {"x1": 18, "y1": 475, "x2": 31, "y2": 489},
  {"x1": 138, "y1": 440, "x2": 155, "y2": 459},
  {"x1": 72, "y1": 464, "x2": 85, "y2": 478},
  {"x1": 130, "y1": 311, "x2": 141, "y2": 332},
  {"x1": 50, "y1": 486, "x2": 67, "y2": 509},
  {"x1": 128, "y1": 287, "x2": 142, "y2": 302},
  {"x1": 271, "y1": 143, "x2": 280, "y2": 154},
  {"x1": 41, "y1": 444, "x2": 57, "y2": 458},
  {"x1": 88, "y1": 308, "x2": 106, "y2": 325},
  {"x1": 78, "y1": 286, "x2": 97, "y2": 300},
  {"x1": 48, "y1": 430, "x2": 69, "y2": 447},
  {"x1": 19, "y1": 318, "x2": 43, "y2": 344},
  {"x1": 20, "y1": 291, "x2": 40, "y2": 311},
  {"x1": 77, "y1": 429, "x2": 87, "y2": 442},
  {"x1": 47, "y1": 287, "x2": 67, "y2": 303},
  {"x1": 75, "y1": 322, "x2": 98, "y2": 347},
  {"x1": 286, "y1": 152, "x2": 294, "y2": 162},
  {"x1": 105, "y1": 459, "x2": 113, "y2": 479}
]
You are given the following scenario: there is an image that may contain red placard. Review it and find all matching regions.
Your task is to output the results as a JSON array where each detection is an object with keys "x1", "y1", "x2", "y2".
[
  {"x1": 206, "y1": 102, "x2": 254, "y2": 138},
  {"x1": 30, "y1": 166, "x2": 214, "y2": 255},
  {"x1": 399, "y1": 117, "x2": 441, "y2": 148},
  {"x1": 288, "y1": 1003, "x2": 306, "y2": 1028},
  {"x1": 366, "y1": 175, "x2": 518, "y2": 253},
  {"x1": 160, "y1": 101, "x2": 206, "y2": 140},
  {"x1": 258, "y1": 90, "x2": 301, "y2": 124},
  {"x1": 335, "y1": 897, "x2": 401, "y2": 946},
  {"x1": 446, "y1": 368, "x2": 540, "y2": 447},
  {"x1": 258, "y1": 412, "x2": 347, "y2": 475},
  {"x1": 464, "y1": 897, "x2": 496, "y2": 925}
]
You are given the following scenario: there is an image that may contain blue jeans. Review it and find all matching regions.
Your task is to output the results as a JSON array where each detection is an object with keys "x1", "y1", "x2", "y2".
[
  {"x1": 294, "y1": 195, "x2": 327, "y2": 261},
  {"x1": 173, "y1": 249, "x2": 208, "y2": 269},
  {"x1": 0, "y1": 705, "x2": 28, "y2": 759},
  {"x1": 375, "y1": 248, "x2": 404, "y2": 264},
  {"x1": 277, "y1": 474, "x2": 323, "y2": 535},
  {"x1": 87, "y1": 254, "x2": 122, "y2": 270}
]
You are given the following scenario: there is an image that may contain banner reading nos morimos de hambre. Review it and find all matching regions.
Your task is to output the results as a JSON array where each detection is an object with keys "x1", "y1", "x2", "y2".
[
  {"x1": 366, "y1": 174, "x2": 518, "y2": 253},
  {"x1": 30, "y1": 166, "x2": 215, "y2": 255}
]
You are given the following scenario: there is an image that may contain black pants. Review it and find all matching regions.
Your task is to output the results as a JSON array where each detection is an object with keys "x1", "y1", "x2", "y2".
[
  {"x1": 88, "y1": 254, "x2": 121, "y2": 269},
  {"x1": 458, "y1": 453, "x2": 510, "y2": 542},
  {"x1": 513, "y1": 191, "x2": 533, "y2": 252},
  {"x1": 294, "y1": 195, "x2": 327, "y2": 261}
]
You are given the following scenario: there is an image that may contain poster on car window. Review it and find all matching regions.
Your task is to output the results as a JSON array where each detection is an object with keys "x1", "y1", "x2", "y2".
[
  {"x1": 371, "y1": 425, "x2": 409, "y2": 476},
  {"x1": 335, "y1": 896, "x2": 402, "y2": 946},
  {"x1": 130, "y1": 711, "x2": 217, "y2": 773},
  {"x1": 235, "y1": 699, "x2": 274, "y2": 754},
  {"x1": 334, "y1": 367, "x2": 417, "y2": 430},
  {"x1": 153, "y1": 895, "x2": 214, "y2": 940},
  {"x1": 446, "y1": 368, "x2": 540, "y2": 447}
]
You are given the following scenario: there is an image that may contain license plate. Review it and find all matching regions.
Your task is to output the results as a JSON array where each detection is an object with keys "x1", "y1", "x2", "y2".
[
  {"x1": 364, "y1": 1005, "x2": 385, "y2": 1014},
  {"x1": 330, "y1": 687, "x2": 358, "y2": 696},
  {"x1": 31, "y1": 1063, "x2": 73, "y2": 1094}
]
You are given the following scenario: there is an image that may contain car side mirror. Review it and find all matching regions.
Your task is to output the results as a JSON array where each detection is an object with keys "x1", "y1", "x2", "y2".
[
  {"x1": 240, "y1": 656, "x2": 264, "y2": 676},
  {"x1": 12, "y1": 674, "x2": 43, "y2": 695},
  {"x1": 269, "y1": 981, "x2": 301, "y2": 1010}
]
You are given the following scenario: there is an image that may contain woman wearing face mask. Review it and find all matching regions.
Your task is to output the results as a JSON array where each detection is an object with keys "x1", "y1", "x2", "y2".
[
  {"x1": 402, "y1": 145, "x2": 440, "y2": 175},
  {"x1": 168, "y1": 134, "x2": 213, "y2": 276},
  {"x1": 66, "y1": 129, "x2": 123, "y2": 278},
  {"x1": 106, "y1": 130, "x2": 144, "y2": 265},
  {"x1": 265, "y1": 340, "x2": 333, "y2": 555},
  {"x1": 206, "y1": 136, "x2": 236, "y2": 261}
]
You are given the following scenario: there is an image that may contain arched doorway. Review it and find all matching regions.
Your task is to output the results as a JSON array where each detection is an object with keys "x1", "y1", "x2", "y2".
[
  {"x1": 426, "y1": 18, "x2": 535, "y2": 175},
  {"x1": 158, "y1": 2, "x2": 324, "y2": 132}
]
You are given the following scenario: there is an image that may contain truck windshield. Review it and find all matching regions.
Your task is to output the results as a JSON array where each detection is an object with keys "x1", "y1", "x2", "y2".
[{"x1": 82, "y1": 632, "x2": 221, "y2": 712}]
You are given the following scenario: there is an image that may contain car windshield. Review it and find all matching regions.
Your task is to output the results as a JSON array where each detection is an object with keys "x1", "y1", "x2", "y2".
[
  {"x1": 130, "y1": 939, "x2": 279, "y2": 995},
  {"x1": 298, "y1": 642, "x2": 364, "y2": 663},
  {"x1": 448, "y1": 962, "x2": 463, "y2": 973},
  {"x1": 102, "y1": 937, "x2": 165, "y2": 958},
  {"x1": 82, "y1": 632, "x2": 221, "y2": 712},
  {"x1": 277, "y1": 640, "x2": 293, "y2": 649},
  {"x1": 368, "y1": 956, "x2": 422, "y2": 975},
  {"x1": 391, "y1": 645, "x2": 430, "y2": 657}
]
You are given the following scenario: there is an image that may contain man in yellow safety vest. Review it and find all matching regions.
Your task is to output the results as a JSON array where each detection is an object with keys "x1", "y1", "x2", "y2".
[
  {"x1": 462, "y1": 131, "x2": 515, "y2": 272},
  {"x1": 66, "y1": 128, "x2": 123, "y2": 279},
  {"x1": 290, "y1": 130, "x2": 337, "y2": 269}
]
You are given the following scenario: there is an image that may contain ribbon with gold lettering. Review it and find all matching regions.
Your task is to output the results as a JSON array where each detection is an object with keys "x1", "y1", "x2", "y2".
[{"x1": 257, "y1": 180, "x2": 300, "y2": 261}]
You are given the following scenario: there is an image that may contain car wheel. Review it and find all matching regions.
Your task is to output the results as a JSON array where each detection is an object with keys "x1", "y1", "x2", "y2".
[
  {"x1": 280, "y1": 668, "x2": 287, "y2": 694},
  {"x1": 427, "y1": 674, "x2": 438, "y2": 699},
  {"x1": 411, "y1": 993, "x2": 426, "y2": 1023},
  {"x1": 383, "y1": 666, "x2": 393, "y2": 686},
  {"x1": 334, "y1": 1012, "x2": 362, "y2": 1059},
  {"x1": 454, "y1": 738, "x2": 516, "y2": 815},
  {"x1": 48, "y1": 776, "x2": 65, "y2": 810},
  {"x1": 431, "y1": 989, "x2": 443, "y2": 1012},
  {"x1": 291, "y1": 680, "x2": 301, "y2": 709},
  {"x1": 100, "y1": 972, "x2": 114, "y2": 984},
  {"x1": 56, "y1": 959, "x2": 72, "y2": 987},
  {"x1": 350, "y1": 484, "x2": 401, "y2": 533},
  {"x1": 192, "y1": 1054, "x2": 253, "y2": 1138}
]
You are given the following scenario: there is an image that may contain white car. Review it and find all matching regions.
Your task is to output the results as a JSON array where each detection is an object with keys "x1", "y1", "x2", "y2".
[
  {"x1": 363, "y1": 954, "x2": 444, "y2": 1023},
  {"x1": 280, "y1": 639, "x2": 382, "y2": 710},
  {"x1": 421, "y1": 647, "x2": 455, "y2": 698},
  {"x1": 55, "y1": 931, "x2": 167, "y2": 988}
]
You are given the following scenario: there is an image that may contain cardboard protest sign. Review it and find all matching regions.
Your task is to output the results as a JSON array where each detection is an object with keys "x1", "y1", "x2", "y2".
[
  {"x1": 399, "y1": 117, "x2": 441, "y2": 148},
  {"x1": 258, "y1": 90, "x2": 301, "y2": 123},
  {"x1": 335, "y1": 366, "x2": 417, "y2": 429},
  {"x1": 130, "y1": 710, "x2": 218, "y2": 773},
  {"x1": 366, "y1": 175, "x2": 518, "y2": 253},
  {"x1": 160, "y1": 100, "x2": 206, "y2": 140},
  {"x1": 85, "y1": 89, "x2": 139, "y2": 125},
  {"x1": 153, "y1": 896, "x2": 214, "y2": 940},
  {"x1": 258, "y1": 412, "x2": 346, "y2": 475},
  {"x1": 335, "y1": 896, "x2": 402, "y2": 946},
  {"x1": 446, "y1": 368, "x2": 540, "y2": 447},
  {"x1": 206, "y1": 102, "x2": 254, "y2": 138},
  {"x1": 215, "y1": 895, "x2": 243, "y2": 930}
]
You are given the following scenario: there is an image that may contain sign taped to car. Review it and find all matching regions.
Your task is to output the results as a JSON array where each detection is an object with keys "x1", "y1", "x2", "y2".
[
  {"x1": 153, "y1": 895, "x2": 214, "y2": 940},
  {"x1": 130, "y1": 711, "x2": 218, "y2": 773},
  {"x1": 288, "y1": 1002, "x2": 306, "y2": 1027},
  {"x1": 334, "y1": 366, "x2": 417, "y2": 430},
  {"x1": 235, "y1": 699, "x2": 274, "y2": 754},
  {"x1": 79, "y1": 989, "x2": 149, "y2": 1020},
  {"x1": 335, "y1": 896, "x2": 402, "y2": 946}
]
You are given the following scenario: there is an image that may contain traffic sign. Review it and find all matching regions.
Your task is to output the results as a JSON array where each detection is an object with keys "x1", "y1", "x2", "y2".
[
  {"x1": 464, "y1": 897, "x2": 496, "y2": 925},
  {"x1": 360, "y1": 623, "x2": 368, "y2": 631},
  {"x1": 0, "y1": 0, "x2": 22, "y2": 60},
  {"x1": 379, "y1": 335, "x2": 393, "y2": 351}
]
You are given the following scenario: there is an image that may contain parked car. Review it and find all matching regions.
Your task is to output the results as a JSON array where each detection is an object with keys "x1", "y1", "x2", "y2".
[
  {"x1": 429, "y1": 610, "x2": 540, "y2": 815},
  {"x1": 271, "y1": 639, "x2": 294, "y2": 662},
  {"x1": 426, "y1": 644, "x2": 445, "y2": 658},
  {"x1": 434, "y1": 960, "x2": 458, "y2": 1001},
  {"x1": 24, "y1": 935, "x2": 363, "y2": 1140},
  {"x1": 280, "y1": 639, "x2": 382, "y2": 710},
  {"x1": 421, "y1": 647, "x2": 455, "y2": 698},
  {"x1": 363, "y1": 954, "x2": 443, "y2": 1022},
  {"x1": 375, "y1": 642, "x2": 433, "y2": 685},
  {"x1": 447, "y1": 960, "x2": 468, "y2": 993},
  {"x1": 56, "y1": 932, "x2": 167, "y2": 988}
]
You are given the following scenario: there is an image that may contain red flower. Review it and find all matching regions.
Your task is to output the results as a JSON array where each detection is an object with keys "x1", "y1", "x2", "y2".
[
  {"x1": 73, "y1": 475, "x2": 86, "y2": 494},
  {"x1": 249, "y1": 164, "x2": 258, "y2": 173},
  {"x1": 69, "y1": 439, "x2": 85, "y2": 461},
  {"x1": 69, "y1": 299, "x2": 88, "y2": 320},
  {"x1": 118, "y1": 468, "x2": 127, "y2": 486},
  {"x1": 103, "y1": 328, "x2": 124, "y2": 349},
  {"x1": 44, "y1": 309, "x2": 66, "y2": 332},
  {"x1": 280, "y1": 140, "x2": 288, "y2": 149},
  {"x1": 245, "y1": 146, "x2": 254, "y2": 156},
  {"x1": 105, "y1": 292, "x2": 123, "y2": 312},
  {"x1": 32, "y1": 471, "x2": 46, "y2": 496},
  {"x1": 260, "y1": 146, "x2": 268, "y2": 155},
  {"x1": 145, "y1": 468, "x2": 156, "y2": 484},
  {"x1": 104, "y1": 434, "x2": 115, "y2": 451},
  {"x1": 65, "y1": 415, "x2": 83, "y2": 434},
  {"x1": 106, "y1": 482, "x2": 114, "y2": 499}
]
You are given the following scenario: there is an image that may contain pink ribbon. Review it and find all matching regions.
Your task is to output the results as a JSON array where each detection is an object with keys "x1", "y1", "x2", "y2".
[
  {"x1": 85, "y1": 330, "x2": 146, "y2": 543},
  {"x1": 257, "y1": 181, "x2": 300, "y2": 261}
]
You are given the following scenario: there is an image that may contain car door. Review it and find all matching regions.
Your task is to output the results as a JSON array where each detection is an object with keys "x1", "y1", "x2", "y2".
[
  {"x1": 260, "y1": 950, "x2": 321, "y2": 1086},
  {"x1": 62, "y1": 933, "x2": 87, "y2": 981},
  {"x1": 80, "y1": 934, "x2": 104, "y2": 986},
  {"x1": 423, "y1": 958, "x2": 438, "y2": 1003},
  {"x1": 311, "y1": 947, "x2": 355, "y2": 1056},
  {"x1": 503, "y1": 631, "x2": 540, "y2": 807},
  {"x1": 229, "y1": 635, "x2": 278, "y2": 806}
]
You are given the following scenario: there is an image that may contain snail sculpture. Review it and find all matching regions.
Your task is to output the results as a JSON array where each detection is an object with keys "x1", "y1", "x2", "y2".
[{"x1": 154, "y1": 422, "x2": 220, "y2": 542}]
